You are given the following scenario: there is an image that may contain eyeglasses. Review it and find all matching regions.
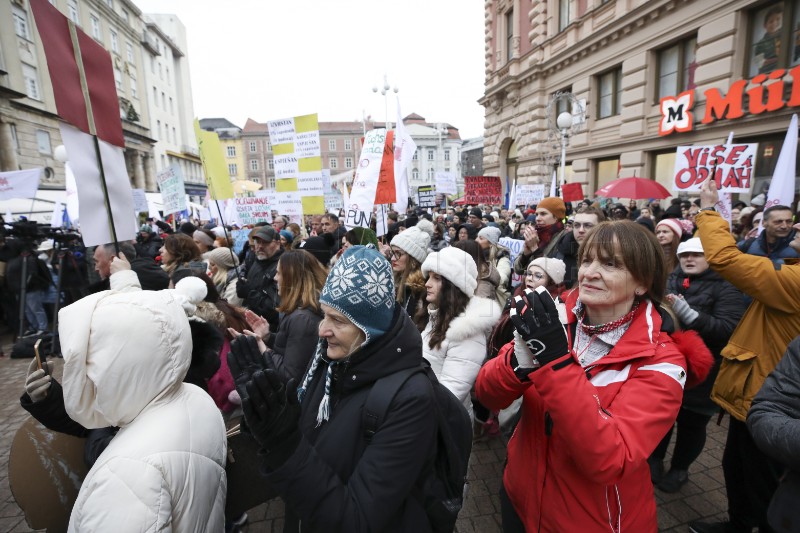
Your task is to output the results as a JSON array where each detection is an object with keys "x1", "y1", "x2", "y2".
[
  {"x1": 573, "y1": 222, "x2": 596, "y2": 230},
  {"x1": 390, "y1": 248, "x2": 406, "y2": 260},
  {"x1": 525, "y1": 271, "x2": 547, "y2": 281}
]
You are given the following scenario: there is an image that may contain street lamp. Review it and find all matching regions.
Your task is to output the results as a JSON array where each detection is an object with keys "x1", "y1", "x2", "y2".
[
  {"x1": 372, "y1": 74, "x2": 399, "y2": 130},
  {"x1": 556, "y1": 111, "x2": 573, "y2": 191}
]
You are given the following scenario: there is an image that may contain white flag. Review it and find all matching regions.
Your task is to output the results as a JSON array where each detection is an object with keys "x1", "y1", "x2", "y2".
[
  {"x1": 0, "y1": 168, "x2": 41, "y2": 200},
  {"x1": 549, "y1": 170, "x2": 557, "y2": 198},
  {"x1": 764, "y1": 114, "x2": 797, "y2": 211},
  {"x1": 507, "y1": 180, "x2": 517, "y2": 210},
  {"x1": 392, "y1": 98, "x2": 417, "y2": 213},
  {"x1": 60, "y1": 123, "x2": 135, "y2": 247},
  {"x1": 714, "y1": 132, "x2": 735, "y2": 228},
  {"x1": 346, "y1": 128, "x2": 386, "y2": 229}
]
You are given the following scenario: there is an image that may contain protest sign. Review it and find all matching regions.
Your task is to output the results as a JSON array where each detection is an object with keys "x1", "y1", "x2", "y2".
[
  {"x1": 265, "y1": 190, "x2": 304, "y2": 225},
  {"x1": 268, "y1": 113, "x2": 324, "y2": 214},
  {"x1": 464, "y1": 176, "x2": 502, "y2": 204},
  {"x1": 230, "y1": 229, "x2": 250, "y2": 255},
  {"x1": 499, "y1": 237, "x2": 525, "y2": 288},
  {"x1": 235, "y1": 196, "x2": 272, "y2": 225},
  {"x1": 561, "y1": 182, "x2": 585, "y2": 202},
  {"x1": 672, "y1": 144, "x2": 757, "y2": 193},
  {"x1": 345, "y1": 128, "x2": 385, "y2": 229},
  {"x1": 0, "y1": 169, "x2": 41, "y2": 200},
  {"x1": 435, "y1": 171, "x2": 457, "y2": 195},
  {"x1": 131, "y1": 189, "x2": 149, "y2": 213},
  {"x1": 516, "y1": 184, "x2": 545, "y2": 207},
  {"x1": 157, "y1": 165, "x2": 188, "y2": 215},
  {"x1": 417, "y1": 185, "x2": 437, "y2": 208}
]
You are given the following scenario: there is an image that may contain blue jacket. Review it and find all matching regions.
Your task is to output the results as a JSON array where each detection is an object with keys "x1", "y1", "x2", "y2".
[{"x1": 740, "y1": 230, "x2": 799, "y2": 267}]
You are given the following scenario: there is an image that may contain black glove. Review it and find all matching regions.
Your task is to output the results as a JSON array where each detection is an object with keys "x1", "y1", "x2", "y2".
[
  {"x1": 228, "y1": 335, "x2": 273, "y2": 401},
  {"x1": 509, "y1": 286, "x2": 569, "y2": 368},
  {"x1": 244, "y1": 371, "x2": 301, "y2": 468}
]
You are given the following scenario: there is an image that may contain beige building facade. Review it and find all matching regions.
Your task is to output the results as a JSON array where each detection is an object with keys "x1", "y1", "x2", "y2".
[{"x1": 482, "y1": 0, "x2": 800, "y2": 202}]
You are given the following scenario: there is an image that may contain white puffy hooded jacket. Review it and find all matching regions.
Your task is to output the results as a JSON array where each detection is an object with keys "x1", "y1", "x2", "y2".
[
  {"x1": 422, "y1": 296, "x2": 501, "y2": 420},
  {"x1": 61, "y1": 270, "x2": 227, "y2": 532}
]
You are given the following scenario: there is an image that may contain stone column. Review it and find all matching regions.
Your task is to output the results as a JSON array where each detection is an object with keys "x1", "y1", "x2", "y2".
[
  {"x1": 144, "y1": 155, "x2": 156, "y2": 191},
  {"x1": 0, "y1": 116, "x2": 20, "y2": 171},
  {"x1": 133, "y1": 151, "x2": 146, "y2": 190}
]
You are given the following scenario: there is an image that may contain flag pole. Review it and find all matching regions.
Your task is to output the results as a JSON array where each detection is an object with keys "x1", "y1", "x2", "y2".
[{"x1": 68, "y1": 21, "x2": 119, "y2": 255}]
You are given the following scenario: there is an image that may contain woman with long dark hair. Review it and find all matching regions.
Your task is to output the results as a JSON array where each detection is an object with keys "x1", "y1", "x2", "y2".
[{"x1": 417, "y1": 247, "x2": 501, "y2": 420}]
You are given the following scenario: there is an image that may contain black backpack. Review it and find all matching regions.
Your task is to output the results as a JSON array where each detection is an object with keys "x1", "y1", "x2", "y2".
[{"x1": 362, "y1": 364, "x2": 472, "y2": 533}]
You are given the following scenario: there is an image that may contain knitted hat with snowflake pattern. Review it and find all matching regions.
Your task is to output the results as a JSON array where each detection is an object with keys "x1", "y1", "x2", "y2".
[{"x1": 319, "y1": 245, "x2": 395, "y2": 345}]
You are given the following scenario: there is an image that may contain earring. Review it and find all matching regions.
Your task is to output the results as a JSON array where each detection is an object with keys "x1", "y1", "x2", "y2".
[{"x1": 634, "y1": 289, "x2": 643, "y2": 296}]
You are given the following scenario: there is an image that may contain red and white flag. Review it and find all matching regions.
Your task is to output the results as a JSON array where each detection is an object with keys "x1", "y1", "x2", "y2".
[{"x1": 30, "y1": 0, "x2": 134, "y2": 246}]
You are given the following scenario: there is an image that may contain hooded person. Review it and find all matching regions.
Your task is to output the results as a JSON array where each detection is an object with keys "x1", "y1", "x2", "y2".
[
  {"x1": 59, "y1": 261, "x2": 227, "y2": 532},
  {"x1": 226, "y1": 245, "x2": 438, "y2": 532}
]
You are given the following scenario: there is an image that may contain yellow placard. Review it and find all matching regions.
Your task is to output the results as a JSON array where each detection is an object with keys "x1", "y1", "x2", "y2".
[
  {"x1": 273, "y1": 143, "x2": 294, "y2": 155},
  {"x1": 194, "y1": 119, "x2": 234, "y2": 200},
  {"x1": 276, "y1": 178, "x2": 298, "y2": 192},
  {"x1": 294, "y1": 113, "x2": 319, "y2": 133},
  {"x1": 298, "y1": 157, "x2": 322, "y2": 172},
  {"x1": 302, "y1": 196, "x2": 325, "y2": 215}
]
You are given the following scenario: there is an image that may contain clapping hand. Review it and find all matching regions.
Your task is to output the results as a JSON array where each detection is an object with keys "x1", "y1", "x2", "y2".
[
  {"x1": 244, "y1": 309, "x2": 270, "y2": 340},
  {"x1": 509, "y1": 286, "x2": 569, "y2": 368}
]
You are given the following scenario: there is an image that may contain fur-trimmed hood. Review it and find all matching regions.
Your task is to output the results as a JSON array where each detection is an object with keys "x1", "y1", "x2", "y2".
[{"x1": 445, "y1": 296, "x2": 502, "y2": 343}]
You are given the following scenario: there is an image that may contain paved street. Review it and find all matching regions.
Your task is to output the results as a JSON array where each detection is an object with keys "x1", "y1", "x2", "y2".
[{"x1": 0, "y1": 338, "x2": 732, "y2": 532}]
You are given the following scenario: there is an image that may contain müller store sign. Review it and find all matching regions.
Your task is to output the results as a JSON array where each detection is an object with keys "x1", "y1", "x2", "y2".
[{"x1": 659, "y1": 66, "x2": 800, "y2": 136}]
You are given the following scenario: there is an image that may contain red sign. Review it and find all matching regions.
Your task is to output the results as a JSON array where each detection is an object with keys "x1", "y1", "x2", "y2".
[
  {"x1": 561, "y1": 182, "x2": 584, "y2": 202},
  {"x1": 464, "y1": 176, "x2": 502, "y2": 205},
  {"x1": 659, "y1": 64, "x2": 800, "y2": 136}
]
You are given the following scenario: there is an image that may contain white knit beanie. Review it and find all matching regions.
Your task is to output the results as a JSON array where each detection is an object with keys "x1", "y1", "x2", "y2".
[
  {"x1": 421, "y1": 246, "x2": 478, "y2": 297},
  {"x1": 530, "y1": 257, "x2": 566, "y2": 285},
  {"x1": 477, "y1": 226, "x2": 501, "y2": 246},
  {"x1": 391, "y1": 225, "x2": 432, "y2": 264}
]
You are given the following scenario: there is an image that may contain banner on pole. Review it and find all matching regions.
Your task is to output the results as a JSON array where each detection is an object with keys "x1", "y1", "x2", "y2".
[
  {"x1": 195, "y1": 120, "x2": 235, "y2": 200},
  {"x1": 672, "y1": 144, "x2": 757, "y2": 193},
  {"x1": 345, "y1": 128, "x2": 386, "y2": 229},
  {"x1": 464, "y1": 176, "x2": 502, "y2": 205},
  {"x1": 0, "y1": 169, "x2": 41, "y2": 201}
]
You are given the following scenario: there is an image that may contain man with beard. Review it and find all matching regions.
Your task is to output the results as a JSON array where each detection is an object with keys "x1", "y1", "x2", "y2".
[
  {"x1": 512, "y1": 197, "x2": 568, "y2": 275},
  {"x1": 236, "y1": 226, "x2": 283, "y2": 331}
]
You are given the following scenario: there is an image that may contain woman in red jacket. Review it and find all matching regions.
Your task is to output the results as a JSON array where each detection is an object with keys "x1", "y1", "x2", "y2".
[{"x1": 476, "y1": 221, "x2": 712, "y2": 532}]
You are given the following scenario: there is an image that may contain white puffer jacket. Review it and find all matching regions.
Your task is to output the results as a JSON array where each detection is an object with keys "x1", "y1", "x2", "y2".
[
  {"x1": 422, "y1": 296, "x2": 502, "y2": 420},
  {"x1": 60, "y1": 270, "x2": 227, "y2": 533}
]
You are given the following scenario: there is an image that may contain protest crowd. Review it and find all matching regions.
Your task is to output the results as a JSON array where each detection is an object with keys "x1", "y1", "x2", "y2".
[{"x1": 0, "y1": 172, "x2": 799, "y2": 533}]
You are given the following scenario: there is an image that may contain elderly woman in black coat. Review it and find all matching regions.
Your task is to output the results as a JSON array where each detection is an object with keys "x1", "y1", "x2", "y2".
[{"x1": 649, "y1": 238, "x2": 746, "y2": 492}]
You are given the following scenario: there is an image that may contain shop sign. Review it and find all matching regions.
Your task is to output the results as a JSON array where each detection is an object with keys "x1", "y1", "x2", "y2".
[{"x1": 659, "y1": 65, "x2": 800, "y2": 136}]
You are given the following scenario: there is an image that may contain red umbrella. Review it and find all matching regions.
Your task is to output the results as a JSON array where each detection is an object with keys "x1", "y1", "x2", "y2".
[{"x1": 595, "y1": 177, "x2": 671, "y2": 200}]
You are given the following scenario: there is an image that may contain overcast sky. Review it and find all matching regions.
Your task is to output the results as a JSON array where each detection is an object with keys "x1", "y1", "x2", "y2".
[{"x1": 133, "y1": 0, "x2": 487, "y2": 139}]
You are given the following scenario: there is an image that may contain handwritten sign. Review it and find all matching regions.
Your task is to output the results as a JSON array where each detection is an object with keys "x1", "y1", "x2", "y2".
[
  {"x1": 235, "y1": 196, "x2": 272, "y2": 225},
  {"x1": 417, "y1": 185, "x2": 437, "y2": 208},
  {"x1": 131, "y1": 189, "x2": 149, "y2": 213},
  {"x1": 499, "y1": 237, "x2": 525, "y2": 288},
  {"x1": 516, "y1": 184, "x2": 545, "y2": 207},
  {"x1": 464, "y1": 176, "x2": 502, "y2": 205},
  {"x1": 230, "y1": 229, "x2": 250, "y2": 255},
  {"x1": 673, "y1": 144, "x2": 757, "y2": 193},
  {"x1": 156, "y1": 165, "x2": 187, "y2": 215},
  {"x1": 435, "y1": 171, "x2": 457, "y2": 195}
]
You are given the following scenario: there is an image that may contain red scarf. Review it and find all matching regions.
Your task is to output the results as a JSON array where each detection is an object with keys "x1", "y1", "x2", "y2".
[{"x1": 536, "y1": 221, "x2": 564, "y2": 249}]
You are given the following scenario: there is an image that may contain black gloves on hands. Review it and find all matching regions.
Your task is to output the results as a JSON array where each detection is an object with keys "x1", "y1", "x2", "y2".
[
  {"x1": 228, "y1": 335, "x2": 301, "y2": 468},
  {"x1": 509, "y1": 286, "x2": 569, "y2": 369}
]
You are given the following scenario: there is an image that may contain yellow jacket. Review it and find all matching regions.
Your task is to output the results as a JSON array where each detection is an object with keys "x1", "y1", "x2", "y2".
[{"x1": 696, "y1": 210, "x2": 800, "y2": 421}]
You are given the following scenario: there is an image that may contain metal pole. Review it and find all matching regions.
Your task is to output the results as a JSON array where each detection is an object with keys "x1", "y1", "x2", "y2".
[{"x1": 560, "y1": 129, "x2": 568, "y2": 193}]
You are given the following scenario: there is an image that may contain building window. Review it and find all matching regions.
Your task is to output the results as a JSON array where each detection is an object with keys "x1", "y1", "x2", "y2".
[
  {"x1": 345, "y1": 139, "x2": 352, "y2": 150},
  {"x1": 90, "y1": 14, "x2": 101, "y2": 39},
  {"x1": 658, "y1": 35, "x2": 698, "y2": 99},
  {"x1": 169, "y1": 97, "x2": 174, "y2": 114},
  {"x1": 172, "y1": 127, "x2": 176, "y2": 143},
  {"x1": 126, "y1": 42, "x2": 134, "y2": 63},
  {"x1": 129, "y1": 75, "x2": 137, "y2": 98},
  {"x1": 110, "y1": 29, "x2": 118, "y2": 52},
  {"x1": 427, "y1": 149, "x2": 435, "y2": 161},
  {"x1": 329, "y1": 139, "x2": 336, "y2": 151},
  {"x1": 747, "y1": 1, "x2": 800, "y2": 77},
  {"x1": 345, "y1": 157, "x2": 353, "y2": 168},
  {"x1": 22, "y1": 64, "x2": 41, "y2": 100},
  {"x1": 161, "y1": 91, "x2": 166, "y2": 108},
  {"x1": 444, "y1": 149, "x2": 450, "y2": 161},
  {"x1": 412, "y1": 150, "x2": 418, "y2": 160},
  {"x1": 653, "y1": 150, "x2": 677, "y2": 197},
  {"x1": 506, "y1": 9, "x2": 514, "y2": 62},
  {"x1": 268, "y1": 159, "x2": 274, "y2": 170},
  {"x1": 427, "y1": 168, "x2": 435, "y2": 181},
  {"x1": 13, "y1": 7, "x2": 30, "y2": 40},
  {"x1": 228, "y1": 164, "x2": 237, "y2": 176},
  {"x1": 10, "y1": 124, "x2": 18, "y2": 150},
  {"x1": 559, "y1": 0, "x2": 570, "y2": 31},
  {"x1": 227, "y1": 146, "x2": 236, "y2": 157},
  {"x1": 249, "y1": 141, "x2": 257, "y2": 152},
  {"x1": 597, "y1": 68, "x2": 623, "y2": 119},
  {"x1": 106, "y1": 0, "x2": 114, "y2": 9},
  {"x1": 412, "y1": 168, "x2": 419, "y2": 181},
  {"x1": 166, "y1": 67, "x2": 170, "y2": 85},
  {"x1": 250, "y1": 159, "x2": 259, "y2": 171},
  {"x1": 67, "y1": 0, "x2": 79, "y2": 23},
  {"x1": 114, "y1": 68, "x2": 122, "y2": 90},
  {"x1": 36, "y1": 130, "x2": 52, "y2": 154},
  {"x1": 268, "y1": 177, "x2": 276, "y2": 189},
  {"x1": 330, "y1": 157, "x2": 338, "y2": 169},
  {"x1": 267, "y1": 140, "x2": 272, "y2": 151},
  {"x1": 122, "y1": 9, "x2": 129, "y2": 23},
  {"x1": 153, "y1": 87, "x2": 158, "y2": 107},
  {"x1": 157, "y1": 120, "x2": 161, "y2": 138},
  {"x1": 596, "y1": 157, "x2": 620, "y2": 192}
]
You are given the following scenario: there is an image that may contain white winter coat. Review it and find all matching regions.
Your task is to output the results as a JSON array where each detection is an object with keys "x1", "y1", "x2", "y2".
[
  {"x1": 422, "y1": 296, "x2": 502, "y2": 420},
  {"x1": 60, "y1": 270, "x2": 227, "y2": 533}
]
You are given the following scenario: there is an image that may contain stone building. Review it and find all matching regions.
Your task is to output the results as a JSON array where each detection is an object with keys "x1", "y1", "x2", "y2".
[{"x1": 482, "y1": 0, "x2": 800, "y2": 202}]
